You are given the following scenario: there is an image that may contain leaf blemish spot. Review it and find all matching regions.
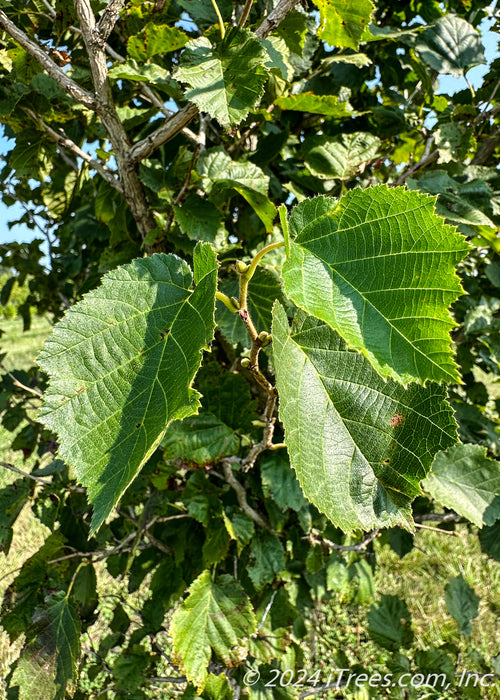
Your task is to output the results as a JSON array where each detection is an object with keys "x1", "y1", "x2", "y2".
[{"x1": 390, "y1": 414, "x2": 404, "y2": 427}]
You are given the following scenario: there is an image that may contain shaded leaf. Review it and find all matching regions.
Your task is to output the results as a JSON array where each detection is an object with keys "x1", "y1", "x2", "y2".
[
  {"x1": 416, "y1": 15, "x2": 485, "y2": 77},
  {"x1": 423, "y1": 444, "x2": 500, "y2": 527},
  {"x1": 260, "y1": 453, "x2": 307, "y2": 512},
  {"x1": 479, "y1": 519, "x2": 500, "y2": 562},
  {"x1": 162, "y1": 413, "x2": 240, "y2": 465},
  {"x1": 198, "y1": 147, "x2": 276, "y2": 231},
  {"x1": 171, "y1": 570, "x2": 256, "y2": 690},
  {"x1": 38, "y1": 246, "x2": 217, "y2": 532},
  {"x1": 445, "y1": 575, "x2": 479, "y2": 636},
  {"x1": 9, "y1": 592, "x2": 80, "y2": 700},
  {"x1": 173, "y1": 194, "x2": 225, "y2": 242},
  {"x1": 282, "y1": 185, "x2": 469, "y2": 385},
  {"x1": 272, "y1": 305, "x2": 458, "y2": 532},
  {"x1": 248, "y1": 531, "x2": 286, "y2": 590},
  {"x1": 368, "y1": 595, "x2": 413, "y2": 651}
]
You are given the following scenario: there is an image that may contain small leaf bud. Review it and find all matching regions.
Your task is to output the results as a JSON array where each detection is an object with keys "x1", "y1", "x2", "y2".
[
  {"x1": 240, "y1": 357, "x2": 251, "y2": 368},
  {"x1": 236, "y1": 260, "x2": 249, "y2": 274},
  {"x1": 258, "y1": 331, "x2": 272, "y2": 347}
]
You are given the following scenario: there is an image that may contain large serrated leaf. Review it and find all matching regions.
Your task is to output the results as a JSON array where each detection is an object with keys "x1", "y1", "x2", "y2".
[
  {"x1": 313, "y1": 0, "x2": 374, "y2": 50},
  {"x1": 38, "y1": 245, "x2": 217, "y2": 532},
  {"x1": 423, "y1": 444, "x2": 500, "y2": 527},
  {"x1": 272, "y1": 304, "x2": 458, "y2": 533},
  {"x1": 171, "y1": 570, "x2": 256, "y2": 691},
  {"x1": 174, "y1": 29, "x2": 268, "y2": 128},
  {"x1": 282, "y1": 185, "x2": 470, "y2": 385}
]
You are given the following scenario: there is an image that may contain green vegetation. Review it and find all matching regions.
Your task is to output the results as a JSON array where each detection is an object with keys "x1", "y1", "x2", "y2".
[{"x1": 0, "y1": 0, "x2": 499, "y2": 698}]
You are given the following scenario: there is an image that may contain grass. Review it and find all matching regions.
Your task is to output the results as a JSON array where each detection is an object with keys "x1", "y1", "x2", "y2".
[
  {"x1": 0, "y1": 315, "x2": 52, "y2": 692},
  {"x1": 0, "y1": 315, "x2": 499, "y2": 698}
]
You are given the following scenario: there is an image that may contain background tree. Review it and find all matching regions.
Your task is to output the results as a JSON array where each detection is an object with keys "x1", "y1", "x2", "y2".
[{"x1": 0, "y1": 0, "x2": 499, "y2": 698}]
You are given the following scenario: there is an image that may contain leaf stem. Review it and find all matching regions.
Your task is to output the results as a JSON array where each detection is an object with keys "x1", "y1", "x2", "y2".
[
  {"x1": 210, "y1": 0, "x2": 225, "y2": 38},
  {"x1": 243, "y1": 240, "x2": 285, "y2": 284},
  {"x1": 216, "y1": 290, "x2": 238, "y2": 313},
  {"x1": 278, "y1": 204, "x2": 290, "y2": 256}
]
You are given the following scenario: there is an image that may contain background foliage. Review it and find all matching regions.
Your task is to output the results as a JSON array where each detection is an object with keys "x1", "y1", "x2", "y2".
[{"x1": 0, "y1": 0, "x2": 499, "y2": 698}]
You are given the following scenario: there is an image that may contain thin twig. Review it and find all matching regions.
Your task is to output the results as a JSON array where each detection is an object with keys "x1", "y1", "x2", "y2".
[
  {"x1": 414, "y1": 522, "x2": 459, "y2": 536},
  {"x1": 393, "y1": 138, "x2": 438, "y2": 186},
  {"x1": 0, "y1": 461, "x2": 51, "y2": 485},
  {"x1": 127, "y1": 0, "x2": 300, "y2": 163},
  {"x1": 0, "y1": 9, "x2": 95, "y2": 108},
  {"x1": 256, "y1": 589, "x2": 277, "y2": 631},
  {"x1": 0, "y1": 363, "x2": 43, "y2": 397},
  {"x1": 305, "y1": 529, "x2": 380, "y2": 553},
  {"x1": 222, "y1": 459, "x2": 273, "y2": 531},
  {"x1": 24, "y1": 109, "x2": 122, "y2": 191}
]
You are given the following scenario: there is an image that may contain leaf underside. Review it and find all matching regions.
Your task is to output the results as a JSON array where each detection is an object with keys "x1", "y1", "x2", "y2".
[
  {"x1": 272, "y1": 304, "x2": 458, "y2": 533},
  {"x1": 38, "y1": 246, "x2": 217, "y2": 532},
  {"x1": 282, "y1": 185, "x2": 470, "y2": 385}
]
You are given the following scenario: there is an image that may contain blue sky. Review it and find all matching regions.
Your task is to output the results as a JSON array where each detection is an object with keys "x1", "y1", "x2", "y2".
[{"x1": 0, "y1": 15, "x2": 498, "y2": 249}]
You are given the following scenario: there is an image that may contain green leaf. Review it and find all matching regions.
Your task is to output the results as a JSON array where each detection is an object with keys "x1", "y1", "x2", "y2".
[
  {"x1": 313, "y1": 0, "x2": 374, "y2": 50},
  {"x1": 303, "y1": 132, "x2": 380, "y2": 180},
  {"x1": 217, "y1": 268, "x2": 285, "y2": 346},
  {"x1": 282, "y1": 185, "x2": 470, "y2": 385},
  {"x1": 9, "y1": 592, "x2": 80, "y2": 700},
  {"x1": 248, "y1": 531, "x2": 286, "y2": 590},
  {"x1": 162, "y1": 413, "x2": 240, "y2": 465},
  {"x1": 416, "y1": 15, "x2": 485, "y2": 77},
  {"x1": 260, "y1": 453, "x2": 308, "y2": 512},
  {"x1": 277, "y1": 10, "x2": 308, "y2": 55},
  {"x1": 423, "y1": 444, "x2": 500, "y2": 528},
  {"x1": 0, "y1": 479, "x2": 31, "y2": 555},
  {"x1": 108, "y1": 60, "x2": 176, "y2": 89},
  {"x1": 479, "y1": 520, "x2": 500, "y2": 562},
  {"x1": 275, "y1": 92, "x2": 355, "y2": 117},
  {"x1": 445, "y1": 575, "x2": 479, "y2": 636},
  {"x1": 127, "y1": 23, "x2": 188, "y2": 61},
  {"x1": 272, "y1": 305, "x2": 458, "y2": 532},
  {"x1": 367, "y1": 595, "x2": 413, "y2": 651},
  {"x1": 171, "y1": 570, "x2": 256, "y2": 691},
  {"x1": 173, "y1": 194, "x2": 225, "y2": 242},
  {"x1": 175, "y1": 30, "x2": 269, "y2": 128},
  {"x1": 198, "y1": 147, "x2": 276, "y2": 232},
  {"x1": 38, "y1": 246, "x2": 217, "y2": 532}
]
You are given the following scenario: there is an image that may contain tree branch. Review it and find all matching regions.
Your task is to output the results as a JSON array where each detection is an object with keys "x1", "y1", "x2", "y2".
[
  {"x1": 74, "y1": 0, "x2": 157, "y2": 242},
  {"x1": 0, "y1": 9, "x2": 95, "y2": 109},
  {"x1": 24, "y1": 108, "x2": 123, "y2": 191},
  {"x1": 305, "y1": 529, "x2": 379, "y2": 553},
  {"x1": 222, "y1": 459, "x2": 274, "y2": 531},
  {"x1": 128, "y1": 103, "x2": 199, "y2": 164},
  {"x1": 97, "y1": 0, "x2": 126, "y2": 40},
  {"x1": 127, "y1": 0, "x2": 300, "y2": 163},
  {"x1": 0, "y1": 461, "x2": 51, "y2": 485}
]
